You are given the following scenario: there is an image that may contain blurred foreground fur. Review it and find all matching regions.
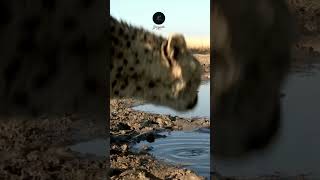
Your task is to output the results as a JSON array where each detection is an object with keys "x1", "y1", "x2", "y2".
[{"x1": 212, "y1": 0, "x2": 293, "y2": 158}]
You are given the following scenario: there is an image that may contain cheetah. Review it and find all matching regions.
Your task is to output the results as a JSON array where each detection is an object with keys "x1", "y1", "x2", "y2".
[
  {"x1": 110, "y1": 16, "x2": 202, "y2": 111},
  {"x1": 212, "y1": 0, "x2": 293, "y2": 158},
  {"x1": 0, "y1": 2, "x2": 202, "y2": 179},
  {"x1": 0, "y1": 8, "x2": 201, "y2": 117}
]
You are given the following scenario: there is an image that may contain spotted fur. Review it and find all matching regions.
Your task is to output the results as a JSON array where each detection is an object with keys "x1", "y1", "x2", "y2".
[
  {"x1": 0, "y1": 3, "x2": 201, "y2": 118},
  {"x1": 0, "y1": 1, "x2": 106, "y2": 117},
  {"x1": 110, "y1": 16, "x2": 202, "y2": 111}
]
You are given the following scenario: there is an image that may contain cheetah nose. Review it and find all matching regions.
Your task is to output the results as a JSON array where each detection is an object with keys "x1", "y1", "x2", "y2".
[{"x1": 186, "y1": 95, "x2": 198, "y2": 109}]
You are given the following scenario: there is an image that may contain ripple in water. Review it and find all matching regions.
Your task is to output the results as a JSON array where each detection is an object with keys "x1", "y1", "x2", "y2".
[{"x1": 133, "y1": 129, "x2": 210, "y2": 179}]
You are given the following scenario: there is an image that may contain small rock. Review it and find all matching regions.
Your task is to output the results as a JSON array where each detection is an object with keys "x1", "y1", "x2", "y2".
[
  {"x1": 141, "y1": 144, "x2": 153, "y2": 151},
  {"x1": 121, "y1": 144, "x2": 128, "y2": 152},
  {"x1": 146, "y1": 133, "x2": 155, "y2": 143},
  {"x1": 117, "y1": 122, "x2": 131, "y2": 130},
  {"x1": 156, "y1": 118, "x2": 165, "y2": 127},
  {"x1": 141, "y1": 120, "x2": 153, "y2": 128},
  {"x1": 168, "y1": 116, "x2": 176, "y2": 121}
]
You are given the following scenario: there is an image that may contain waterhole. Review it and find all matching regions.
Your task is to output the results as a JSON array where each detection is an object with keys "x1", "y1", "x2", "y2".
[
  {"x1": 132, "y1": 81, "x2": 211, "y2": 178},
  {"x1": 133, "y1": 129, "x2": 210, "y2": 179}
]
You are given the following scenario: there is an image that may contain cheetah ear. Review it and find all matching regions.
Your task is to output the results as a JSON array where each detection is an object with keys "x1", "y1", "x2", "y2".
[{"x1": 164, "y1": 34, "x2": 187, "y2": 61}]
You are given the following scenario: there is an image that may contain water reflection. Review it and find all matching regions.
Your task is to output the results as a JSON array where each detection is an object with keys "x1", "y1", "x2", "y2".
[
  {"x1": 133, "y1": 129, "x2": 210, "y2": 179},
  {"x1": 133, "y1": 81, "x2": 210, "y2": 118},
  {"x1": 69, "y1": 139, "x2": 107, "y2": 157},
  {"x1": 216, "y1": 65, "x2": 320, "y2": 178}
]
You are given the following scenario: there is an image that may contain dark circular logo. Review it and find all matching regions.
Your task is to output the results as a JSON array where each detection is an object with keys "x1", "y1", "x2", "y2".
[{"x1": 153, "y1": 12, "x2": 165, "y2": 25}]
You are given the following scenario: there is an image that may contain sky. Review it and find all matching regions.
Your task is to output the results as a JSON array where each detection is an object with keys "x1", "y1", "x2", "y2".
[{"x1": 110, "y1": 0, "x2": 210, "y2": 38}]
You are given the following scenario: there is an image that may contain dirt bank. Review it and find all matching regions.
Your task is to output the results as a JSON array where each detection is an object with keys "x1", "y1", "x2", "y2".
[{"x1": 0, "y1": 115, "x2": 107, "y2": 179}]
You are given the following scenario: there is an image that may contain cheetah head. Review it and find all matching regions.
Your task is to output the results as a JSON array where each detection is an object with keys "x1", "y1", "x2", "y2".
[{"x1": 142, "y1": 33, "x2": 202, "y2": 111}]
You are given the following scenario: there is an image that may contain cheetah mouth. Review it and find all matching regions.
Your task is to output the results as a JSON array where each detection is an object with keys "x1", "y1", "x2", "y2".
[
  {"x1": 178, "y1": 81, "x2": 199, "y2": 110},
  {"x1": 186, "y1": 95, "x2": 198, "y2": 110}
]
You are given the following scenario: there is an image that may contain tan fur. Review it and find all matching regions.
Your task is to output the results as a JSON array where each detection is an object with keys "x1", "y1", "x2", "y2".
[{"x1": 110, "y1": 17, "x2": 202, "y2": 111}]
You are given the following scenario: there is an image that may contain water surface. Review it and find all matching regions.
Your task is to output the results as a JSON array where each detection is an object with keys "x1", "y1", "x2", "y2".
[
  {"x1": 69, "y1": 138, "x2": 107, "y2": 157},
  {"x1": 133, "y1": 129, "x2": 210, "y2": 179},
  {"x1": 132, "y1": 81, "x2": 211, "y2": 178},
  {"x1": 133, "y1": 81, "x2": 210, "y2": 118},
  {"x1": 215, "y1": 63, "x2": 320, "y2": 178}
]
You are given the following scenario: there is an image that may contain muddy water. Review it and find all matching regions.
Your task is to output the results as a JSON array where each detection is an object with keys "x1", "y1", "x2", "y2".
[
  {"x1": 216, "y1": 64, "x2": 320, "y2": 178},
  {"x1": 133, "y1": 129, "x2": 210, "y2": 179},
  {"x1": 132, "y1": 81, "x2": 210, "y2": 118}
]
